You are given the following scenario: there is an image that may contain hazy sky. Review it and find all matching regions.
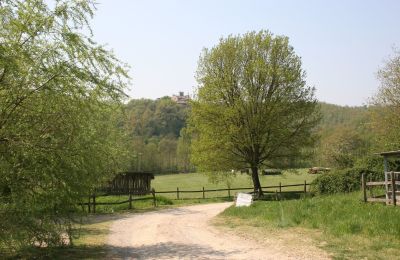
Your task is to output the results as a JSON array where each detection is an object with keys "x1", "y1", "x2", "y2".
[{"x1": 91, "y1": 0, "x2": 400, "y2": 106}]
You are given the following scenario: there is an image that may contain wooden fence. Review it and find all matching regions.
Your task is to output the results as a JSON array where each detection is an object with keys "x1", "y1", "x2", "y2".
[
  {"x1": 361, "y1": 172, "x2": 399, "y2": 206},
  {"x1": 83, "y1": 181, "x2": 310, "y2": 213},
  {"x1": 155, "y1": 181, "x2": 310, "y2": 200},
  {"x1": 83, "y1": 189, "x2": 156, "y2": 213}
]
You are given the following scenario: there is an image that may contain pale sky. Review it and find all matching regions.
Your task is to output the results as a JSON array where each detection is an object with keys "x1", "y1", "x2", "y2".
[{"x1": 91, "y1": 0, "x2": 400, "y2": 106}]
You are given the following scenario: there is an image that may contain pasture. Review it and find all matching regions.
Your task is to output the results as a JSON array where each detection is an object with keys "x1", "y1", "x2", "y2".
[
  {"x1": 153, "y1": 169, "x2": 317, "y2": 198},
  {"x1": 90, "y1": 169, "x2": 317, "y2": 213},
  {"x1": 220, "y1": 191, "x2": 400, "y2": 259}
]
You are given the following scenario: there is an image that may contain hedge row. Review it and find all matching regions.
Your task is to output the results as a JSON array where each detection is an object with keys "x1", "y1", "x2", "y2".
[{"x1": 311, "y1": 168, "x2": 382, "y2": 195}]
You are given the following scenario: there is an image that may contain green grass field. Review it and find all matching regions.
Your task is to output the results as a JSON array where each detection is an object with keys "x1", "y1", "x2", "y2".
[
  {"x1": 89, "y1": 169, "x2": 316, "y2": 213},
  {"x1": 152, "y1": 169, "x2": 317, "y2": 199},
  {"x1": 220, "y1": 191, "x2": 400, "y2": 259}
]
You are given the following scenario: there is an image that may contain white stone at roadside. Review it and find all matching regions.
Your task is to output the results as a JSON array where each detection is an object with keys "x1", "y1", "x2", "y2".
[{"x1": 235, "y1": 192, "x2": 253, "y2": 207}]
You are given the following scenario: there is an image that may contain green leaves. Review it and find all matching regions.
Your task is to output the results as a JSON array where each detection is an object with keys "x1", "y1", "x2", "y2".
[
  {"x1": 191, "y1": 30, "x2": 319, "y2": 175},
  {"x1": 0, "y1": 0, "x2": 129, "y2": 249}
]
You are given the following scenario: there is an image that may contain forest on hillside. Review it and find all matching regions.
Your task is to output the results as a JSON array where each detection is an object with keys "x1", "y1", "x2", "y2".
[
  {"x1": 124, "y1": 99, "x2": 374, "y2": 173},
  {"x1": 124, "y1": 97, "x2": 192, "y2": 173}
]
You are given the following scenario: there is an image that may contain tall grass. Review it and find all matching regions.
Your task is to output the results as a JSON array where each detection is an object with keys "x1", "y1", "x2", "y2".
[
  {"x1": 224, "y1": 192, "x2": 400, "y2": 237},
  {"x1": 222, "y1": 192, "x2": 400, "y2": 259}
]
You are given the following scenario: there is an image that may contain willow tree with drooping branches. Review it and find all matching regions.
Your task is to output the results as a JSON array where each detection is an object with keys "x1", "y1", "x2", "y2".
[{"x1": 0, "y1": 0, "x2": 130, "y2": 249}]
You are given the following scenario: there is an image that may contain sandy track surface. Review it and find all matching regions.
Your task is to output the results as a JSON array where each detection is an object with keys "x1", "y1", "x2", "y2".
[{"x1": 107, "y1": 202, "x2": 330, "y2": 259}]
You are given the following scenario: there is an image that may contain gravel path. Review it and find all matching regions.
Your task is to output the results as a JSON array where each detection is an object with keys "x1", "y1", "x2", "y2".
[{"x1": 107, "y1": 202, "x2": 330, "y2": 259}]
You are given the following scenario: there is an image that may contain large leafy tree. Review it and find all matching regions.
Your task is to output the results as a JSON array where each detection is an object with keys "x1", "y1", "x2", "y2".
[
  {"x1": 0, "y1": 0, "x2": 129, "y2": 249},
  {"x1": 190, "y1": 31, "x2": 319, "y2": 197},
  {"x1": 370, "y1": 50, "x2": 400, "y2": 150}
]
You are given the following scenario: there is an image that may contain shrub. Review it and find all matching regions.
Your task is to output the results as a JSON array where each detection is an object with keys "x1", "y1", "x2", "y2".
[
  {"x1": 311, "y1": 168, "x2": 382, "y2": 195},
  {"x1": 354, "y1": 155, "x2": 383, "y2": 173}
]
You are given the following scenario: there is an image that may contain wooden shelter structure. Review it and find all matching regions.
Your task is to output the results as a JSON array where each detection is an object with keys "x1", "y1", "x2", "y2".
[
  {"x1": 362, "y1": 150, "x2": 400, "y2": 206},
  {"x1": 85, "y1": 172, "x2": 156, "y2": 213},
  {"x1": 380, "y1": 150, "x2": 400, "y2": 203},
  {"x1": 99, "y1": 171, "x2": 154, "y2": 195}
]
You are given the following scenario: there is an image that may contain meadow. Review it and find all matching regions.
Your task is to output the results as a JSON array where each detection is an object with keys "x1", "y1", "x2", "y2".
[
  {"x1": 90, "y1": 169, "x2": 317, "y2": 213},
  {"x1": 153, "y1": 169, "x2": 317, "y2": 198},
  {"x1": 220, "y1": 191, "x2": 400, "y2": 259}
]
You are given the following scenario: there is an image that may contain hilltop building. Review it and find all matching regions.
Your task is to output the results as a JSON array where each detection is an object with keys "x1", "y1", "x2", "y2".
[{"x1": 171, "y1": 91, "x2": 190, "y2": 104}]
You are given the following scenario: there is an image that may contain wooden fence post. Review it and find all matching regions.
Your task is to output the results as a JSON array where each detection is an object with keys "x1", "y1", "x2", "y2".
[
  {"x1": 92, "y1": 194, "x2": 96, "y2": 214},
  {"x1": 279, "y1": 182, "x2": 282, "y2": 194},
  {"x1": 88, "y1": 196, "x2": 91, "y2": 213},
  {"x1": 361, "y1": 173, "x2": 367, "y2": 203},
  {"x1": 228, "y1": 186, "x2": 231, "y2": 199},
  {"x1": 152, "y1": 188, "x2": 156, "y2": 207},
  {"x1": 202, "y1": 187, "x2": 205, "y2": 199},
  {"x1": 177, "y1": 187, "x2": 179, "y2": 200},
  {"x1": 391, "y1": 171, "x2": 396, "y2": 206},
  {"x1": 304, "y1": 180, "x2": 307, "y2": 194},
  {"x1": 129, "y1": 193, "x2": 132, "y2": 209}
]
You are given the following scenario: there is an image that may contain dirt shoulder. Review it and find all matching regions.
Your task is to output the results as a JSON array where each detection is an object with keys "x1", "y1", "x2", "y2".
[{"x1": 106, "y1": 202, "x2": 330, "y2": 259}]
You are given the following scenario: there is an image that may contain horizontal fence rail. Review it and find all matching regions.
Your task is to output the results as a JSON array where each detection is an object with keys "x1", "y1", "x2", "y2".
[
  {"x1": 155, "y1": 181, "x2": 310, "y2": 200},
  {"x1": 155, "y1": 183, "x2": 309, "y2": 194},
  {"x1": 83, "y1": 181, "x2": 310, "y2": 213},
  {"x1": 362, "y1": 172, "x2": 399, "y2": 206}
]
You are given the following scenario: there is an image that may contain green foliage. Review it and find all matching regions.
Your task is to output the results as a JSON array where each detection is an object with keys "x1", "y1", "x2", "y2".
[
  {"x1": 176, "y1": 127, "x2": 193, "y2": 173},
  {"x1": 0, "y1": 0, "x2": 129, "y2": 250},
  {"x1": 124, "y1": 98, "x2": 191, "y2": 173},
  {"x1": 313, "y1": 103, "x2": 372, "y2": 168},
  {"x1": 353, "y1": 155, "x2": 384, "y2": 173},
  {"x1": 205, "y1": 171, "x2": 237, "y2": 188},
  {"x1": 320, "y1": 126, "x2": 371, "y2": 168},
  {"x1": 190, "y1": 30, "x2": 320, "y2": 195},
  {"x1": 370, "y1": 49, "x2": 400, "y2": 150},
  {"x1": 125, "y1": 97, "x2": 187, "y2": 138},
  {"x1": 311, "y1": 168, "x2": 381, "y2": 195}
]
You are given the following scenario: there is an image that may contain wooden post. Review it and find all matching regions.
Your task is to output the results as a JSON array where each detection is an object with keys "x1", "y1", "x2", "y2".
[
  {"x1": 384, "y1": 157, "x2": 389, "y2": 203},
  {"x1": 361, "y1": 173, "x2": 367, "y2": 203},
  {"x1": 275, "y1": 189, "x2": 279, "y2": 201},
  {"x1": 92, "y1": 194, "x2": 96, "y2": 214},
  {"x1": 88, "y1": 196, "x2": 91, "y2": 213},
  {"x1": 304, "y1": 180, "x2": 307, "y2": 194},
  {"x1": 129, "y1": 193, "x2": 132, "y2": 209},
  {"x1": 391, "y1": 171, "x2": 396, "y2": 206},
  {"x1": 228, "y1": 186, "x2": 231, "y2": 199},
  {"x1": 202, "y1": 187, "x2": 205, "y2": 199},
  {"x1": 177, "y1": 187, "x2": 179, "y2": 200},
  {"x1": 279, "y1": 182, "x2": 282, "y2": 194},
  {"x1": 152, "y1": 188, "x2": 156, "y2": 207}
]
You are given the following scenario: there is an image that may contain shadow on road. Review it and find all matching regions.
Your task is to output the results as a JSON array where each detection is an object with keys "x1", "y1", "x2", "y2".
[
  {"x1": 6, "y1": 242, "x2": 239, "y2": 259},
  {"x1": 111, "y1": 241, "x2": 239, "y2": 259}
]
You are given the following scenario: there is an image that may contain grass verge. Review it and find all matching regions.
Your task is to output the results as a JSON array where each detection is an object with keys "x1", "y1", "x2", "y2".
[{"x1": 220, "y1": 191, "x2": 400, "y2": 259}]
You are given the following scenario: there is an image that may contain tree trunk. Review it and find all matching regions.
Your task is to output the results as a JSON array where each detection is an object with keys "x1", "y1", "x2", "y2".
[{"x1": 251, "y1": 166, "x2": 263, "y2": 198}]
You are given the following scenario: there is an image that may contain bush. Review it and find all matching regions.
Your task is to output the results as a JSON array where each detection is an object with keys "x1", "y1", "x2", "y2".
[
  {"x1": 311, "y1": 168, "x2": 382, "y2": 195},
  {"x1": 354, "y1": 155, "x2": 383, "y2": 173}
]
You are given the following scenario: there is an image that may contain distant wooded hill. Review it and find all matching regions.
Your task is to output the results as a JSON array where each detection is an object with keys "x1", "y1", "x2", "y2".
[
  {"x1": 124, "y1": 98, "x2": 372, "y2": 172},
  {"x1": 318, "y1": 102, "x2": 369, "y2": 132}
]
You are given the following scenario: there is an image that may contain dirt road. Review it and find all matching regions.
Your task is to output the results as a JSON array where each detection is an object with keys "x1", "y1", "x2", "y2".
[{"x1": 107, "y1": 202, "x2": 330, "y2": 259}]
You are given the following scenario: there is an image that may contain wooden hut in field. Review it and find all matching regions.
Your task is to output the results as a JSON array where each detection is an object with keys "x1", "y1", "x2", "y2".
[
  {"x1": 379, "y1": 151, "x2": 400, "y2": 203},
  {"x1": 100, "y1": 172, "x2": 154, "y2": 195},
  {"x1": 364, "y1": 151, "x2": 400, "y2": 205}
]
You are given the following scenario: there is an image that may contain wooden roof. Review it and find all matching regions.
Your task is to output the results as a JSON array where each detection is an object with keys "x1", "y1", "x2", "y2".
[
  {"x1": 377, "y1": 150, "x2": 400, "y2": 157},
  {"x1": 119, "y1": 171, "x2": 154, "y2": 179}
]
